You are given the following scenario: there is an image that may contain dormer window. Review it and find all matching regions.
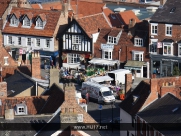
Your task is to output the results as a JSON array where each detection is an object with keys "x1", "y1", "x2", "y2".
[
  {"x1": 36, "y1": 17, "x2": 43, "y2": 28},
  {"x1": 15, "y1": 103, "x2": 27, "y2": 115},
  {"x1": 10, "y1": 15, "x2": 18, "y2": 26},
  {"x1": 35, "y1": 14, "x2": 46, "y2": 29},
  {"x1": 108, "y1": 36, "x2": 117, "y2": 44},
  {"x1": 23, "y1": 16, "x2": 30, "y2": 27}
]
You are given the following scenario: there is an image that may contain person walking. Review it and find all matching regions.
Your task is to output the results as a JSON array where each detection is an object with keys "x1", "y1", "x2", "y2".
[{"x1": 86, "y1": 92, "x2": 89, "y2": 104}]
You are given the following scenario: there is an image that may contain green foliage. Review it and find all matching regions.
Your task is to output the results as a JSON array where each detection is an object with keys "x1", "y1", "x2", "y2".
[{"x1": 173, "y1": 66, "x2": 180, "y2": 76}]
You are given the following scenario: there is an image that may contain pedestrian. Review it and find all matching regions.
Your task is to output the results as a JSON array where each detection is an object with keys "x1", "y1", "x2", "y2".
[
  {"x1": 51, "y1": 60, "x2": 54, "y2": 69},
  {"x1": 86, "y1": 92, "x2": 89, "y2": 104}
]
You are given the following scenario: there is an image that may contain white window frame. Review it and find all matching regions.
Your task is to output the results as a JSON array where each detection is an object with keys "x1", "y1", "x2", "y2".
[
  {"x1": 178, "y1": 44, "x2": 181, "y2": 56},
  {"x1": 102, "y1": 50, "x2": 112, "y2": 60},
  {"x1": 15, "y1": 104, "x2": 27, "y2": 115},
  {"x1": 163, "y1": 42, "x2": 172, "y2": 55},
  {"x1": 23, "y1": 16, "x2": 30, "y2": 27},
  {"x1": 4, "y1": 57, "x2": 9, "y2": 65},
  {"x1": 36, "y1": 17, "x2": 43, "y2": 29},
  {"x1": 150, "y1": 39, "x2": 158, "y2": 54},
  {"x1": 132, "y1": 51, "x2": 144, "y2": 61},
  {"x1": 8, "y1": 36, "x2": 12, "y2": 44},
  {"x1": 72, "y1": 35, "x2": 81, "y2": 44},
  {"x1": 134, "y1": 38, "x2": 143, "y2": 47},
  {"x1": 36, "y1": 38, "x2": 40, "y2": 47},
  {"x1": 27, "y1": 38, "x2": 31, "y2": 46},
  {"x1": 18, "y1": 37, "x2": 21, "y2": 45},
  {"x1": 68, "y1": 54, "x2": 80, "y2": 64},
  {"x1": 45, "y1": 39, "x2": 50, "y2": 48},
  {"x1": 107, "y1": 36, "x2": 117, "y2": 44},
  {"x1": 165, "y1": 24, "x2": 172, "y2": 36},
  {"x1": 10, "y1": 15, "x2": 18, "y2": 26},
  {"x1": 151, "y1": 23, "x2": 158, "y2": 35}
]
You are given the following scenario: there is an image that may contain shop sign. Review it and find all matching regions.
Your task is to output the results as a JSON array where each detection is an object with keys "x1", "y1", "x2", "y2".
[
  {"x1": 101, "y1": 44, "x2": 114, "y2": 50},
  {"x1": 19, "y1": 48, "x2": 23, "y2": 55},
  {"x1": 60, "y1": 114, "x2": 78, "y2": 123},
  {"x1": 157, "y1": 42, "x2": 162, "y2": 48},
  {"x1": 162, "y1": 59, "x2": 178, "y2": 62}
]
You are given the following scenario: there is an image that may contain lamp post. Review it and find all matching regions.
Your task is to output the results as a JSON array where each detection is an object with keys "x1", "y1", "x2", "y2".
[{"x1": 111, "y1": 100, "x2": 115, "y2": 133}]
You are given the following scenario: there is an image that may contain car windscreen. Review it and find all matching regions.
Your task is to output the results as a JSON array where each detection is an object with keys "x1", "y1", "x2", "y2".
[{"x1": 102, "y1": 91, "x2": 112, "y2": 96}]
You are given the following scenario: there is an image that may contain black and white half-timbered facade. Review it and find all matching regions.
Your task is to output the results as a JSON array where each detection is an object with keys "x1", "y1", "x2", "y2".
[{"x1": 59, "y1": 19, "x2": 92, "y2": 69}]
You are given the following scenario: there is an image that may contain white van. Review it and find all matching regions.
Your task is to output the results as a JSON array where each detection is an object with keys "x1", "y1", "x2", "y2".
[
  {"x1": 81, "y1": 81, "x2": 115, "y2": 104},
  {"x1": 107, "y1": 69, "x2": 134, "y2": 85}
]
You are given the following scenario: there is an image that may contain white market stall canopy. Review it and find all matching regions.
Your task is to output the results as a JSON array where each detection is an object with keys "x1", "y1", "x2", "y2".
[
  {"x1": 89, "y1": 58, "x2": 119, "y2": 66},
  {"x1": 87, "y1": 76, "x2": 113, "y2": 83}
]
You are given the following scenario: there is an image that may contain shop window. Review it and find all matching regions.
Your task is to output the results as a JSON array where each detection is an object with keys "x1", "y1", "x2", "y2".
[
  {"x1": 45, "y1": 39, "x2": 50, "y2": 48},
  {"x1": 8, "y1": 36, "x2": 12, "y2": 44},
  {"x1": 165, "y1": 24, "x2": 172, "y2": 36},
  {"x1": 36, "y1": 38, "x2": 40, "y2": 47},
  {"x1": 107, "y1": 36, "x2": 117, "y2": 44},
  {"x1": 163, "y1": 43, "x2": 172, "y2": 55},
  {"x1": 68, "y1": 54, "x2": 80, "y2": 64},
  {"x1": 18, "y1": 37, "x2": 21, "y2": 45},
  {"x1": 102, "y1": 50, "x2": 112, "y2": 60},
  {"x1": 134, "y1": 38, "x2": 143, "y2": 46},
  {"x1": 27, "y1": 38, "x2": 31, "y2": 46},
  {"x1": 4, "y1": 57, "x2": 9, "y2": 65},
  {"x1": 72, "y1": 35, "x2": 81, "y2": 44}
]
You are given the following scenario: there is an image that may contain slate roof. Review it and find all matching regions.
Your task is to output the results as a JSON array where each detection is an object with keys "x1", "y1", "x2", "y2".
[
  {"x1": 6, "y1": 71, "x2": 35, "y2": 97},
  {"x1": 76, "y1": 13, "x2": 111, "y2": 37},
  {"x1": 119, "y1": 80, "x2": 150, "y2": 116},
  {"x1": 40, "y1": 83, "x2": 64, "y2": 114},
  {"x1": 150, "y1": 0, "x2": 181, "y2": 24},
  {"x1": 3, "y1": 7, "x2": 61, "y2": 37},
  {"x1": 0, "y1": 114, "x2": 53, "y2": 136},
  {"x1": 138, "y1": 93, "x2": 181, "y2": 136}
]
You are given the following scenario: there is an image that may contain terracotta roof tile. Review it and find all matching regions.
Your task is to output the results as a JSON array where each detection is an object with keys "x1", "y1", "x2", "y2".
[
  {"x1": 71, "y1": 0, "x2": 105, "y2": 17},
  {"x1": 12, "y1": 11, "x2": 21, "y2": 18},
  {"x1": 31, "y1": 4, "x2": 41, "y2": 9},
  {"x1": 39, "y1": 13, "x2": 46, "y2": 21},
  {"x1": 0, "y1": 96, "x2": 49, "y2": 116},
  {"x1": 3, "y1": 7, "x2": 61, "y2": 37},
  {"x1": 76, "y1": 13, "x2": 110, "y2": 37},
  {"x1": 41, "y1": 2, "x2": 62, "y2": 10},
  {"x1": 0, "y1": 0, "x2": 10, "y2": 17},
  {"x1": 108, "y1": 28, "x2": 122, "y2": 37},
  {"x1": 117, "y1": 10, "x2": 140, "y2": 25}
]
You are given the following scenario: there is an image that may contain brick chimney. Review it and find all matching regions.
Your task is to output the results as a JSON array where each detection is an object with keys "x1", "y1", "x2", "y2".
[
  {"x1": 31, "y1": 51, "x2": 41, "y2": 79},
  {"x1": 125, "y1": 73, "x2": 132, "y2": 95},
  {"x1": 128, "y1": 18, "x2": 136, "y2": 36}
]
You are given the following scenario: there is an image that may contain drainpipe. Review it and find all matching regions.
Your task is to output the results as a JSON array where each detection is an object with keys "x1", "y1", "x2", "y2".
[
  {"x1": 119, "y1": 48, "x2": 121, "y2": 62},
  {"x1": 36, "y1": 81, "x2": 38, "y2": 96}
]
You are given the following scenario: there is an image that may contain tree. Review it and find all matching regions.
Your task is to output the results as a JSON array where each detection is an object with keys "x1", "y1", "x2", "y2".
[{"x1": 173, "y1": 66, "x2": 180, "y2": 76}]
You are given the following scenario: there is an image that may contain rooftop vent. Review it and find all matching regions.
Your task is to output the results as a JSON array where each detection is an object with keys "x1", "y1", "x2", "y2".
[
  {"x1": 170, "y1": 7, "x2": 176, "y2": 13},
  {"x1": 172, "y1": 107, "x2": 179, "y2": 113}
]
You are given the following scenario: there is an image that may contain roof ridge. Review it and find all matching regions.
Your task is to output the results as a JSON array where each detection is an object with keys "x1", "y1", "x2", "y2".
[{"x1": 77, "y1": 12, "x2": 103, "y2": 19}]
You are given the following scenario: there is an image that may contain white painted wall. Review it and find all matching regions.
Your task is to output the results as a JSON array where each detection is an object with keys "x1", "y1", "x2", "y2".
[
  {"x1": 92, "y1": 32, "x2": 99, "y2": 43},
  {"x1": 3, "y1": 34, "x2": 55, "y2": 52},
  {"x1": 120, "y1": 108, "x2": 135, "y2": 136}
]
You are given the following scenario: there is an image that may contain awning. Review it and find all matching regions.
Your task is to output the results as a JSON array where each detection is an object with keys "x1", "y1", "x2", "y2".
[
  {"x1": 89, "y1": 58, "x2": 119, "y2": 66},
  {"x1": 124, "y1": 60, "x2": 145, "y2": 70},
  {"x1": 87, "y1": 76, "x2": 113, "y2": 83}
]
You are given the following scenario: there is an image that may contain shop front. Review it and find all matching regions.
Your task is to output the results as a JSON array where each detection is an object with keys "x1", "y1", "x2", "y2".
[{"x1": 150, "y1": 54, "x2": 181, "y2": 78}]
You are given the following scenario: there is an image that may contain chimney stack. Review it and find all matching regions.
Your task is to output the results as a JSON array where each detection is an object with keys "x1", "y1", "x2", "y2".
[
  {"x1": 31, "y1": 51, "x2": 41, "y2": 79},
  {"x1": 125, "y1": 73, "x2": 133, "y2": 96}
]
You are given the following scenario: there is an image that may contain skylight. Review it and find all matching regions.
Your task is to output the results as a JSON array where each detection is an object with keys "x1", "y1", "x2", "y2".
[
  {"x1": 172, "y1": 107, "x2": 179, "y2": 113},
  {"x1": 170, "y1": 7, "x2": 176, "y2": 13}
]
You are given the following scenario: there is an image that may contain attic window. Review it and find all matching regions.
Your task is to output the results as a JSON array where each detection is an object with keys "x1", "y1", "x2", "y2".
[
  {"x1": 170, "y1": 7, "x2": 176, "y2": 13},
  {"x1": 23, "y1": 16, "x2": 30, "y2": 27},
  {"x1": 172, "y1": 107, "x2": 179, "y2": 113},
  {"x1": 36, "y1": 17, "x2": 43, "y2": 29},
  {"x1": 15, "y1": 103, "x2": 27, "y2": 115},
  {"x1": 107, "y1": 36, "x2": 117, "y2": 44},
  {"x1": 10, "y1": 15, "x2": 18, "y2": 26},
  {"x1": 132, "y1": 95, "x2": 139, "y2": 105}
]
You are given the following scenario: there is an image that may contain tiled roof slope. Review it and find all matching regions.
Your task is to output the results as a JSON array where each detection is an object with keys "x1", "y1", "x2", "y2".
[
  {"x1": 137, "y1": 93, "x2": 181, "y2": 136},
  {"x1": 41, "y1": 1, "x2": 62, "y2": 10},
  {"x1": 117, "y1": 10, "x2": 140, "y2": 25},
  {"x1": 71, "y1": 0, "x2": 105, "y2": 17},
  {"x1": 0, "y1": 0, "x2": 10, "y2": 17},
  {"x1": 40, "y1": 83, "x2": 64, "y2": 114},
  {"x1": 119, "y1": 80, "x2": 150, "y2": 115},
  {"x1": 0, "y1": 96, "x2": 49, "y2": 116},
  {"x1": 3, "y1": 7, "x2": 61, "y2": 37},
  {"x1": 150, "y1": 0, "x2": 181, "y2": 24},
  {"x1": 76, "y1": 13, "x2": 110, "y2": 37},
  {"x1": 31, "y1": 4, "x2": 41, "y2": 9}
]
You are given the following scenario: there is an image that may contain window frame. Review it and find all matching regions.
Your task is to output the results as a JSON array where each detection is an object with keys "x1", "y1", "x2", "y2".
[
  {"x1": 134, "y1": 38, "x2": 143, "y2": 47},
  {"x1": 165, "y1": 24, "x2": 172, "y2": 36},
  {"x1": 18, "y1": 37, "x2": 21, "y2": 45},
  {"x1": 150, "y1": 39, "x2": 158, "y2": 53},
  {"x1": 45, "y1": 39, "x2": 50, "y2": 48},
  {"x1": 10, "y1": 15, "x2": 18, "y2": 26},
  {"x1": 27, "y1": 38, "x2": 31, "y2": 46},
  {"x1": 36, "y1": 17, "x2": 43, "y2": 28},
  {"x1": 23, "y1": 16, "x2": 31, "y2": 27},
  {"x1": 178, "y1": 44, "x2": 181, "y2": 56},
  {"x1": 8, "y1": 36, "x2": 12, "y2": 44},
  {"x1": 163, "y1": 42, "x2": 172, "y2": 55},
  {"x1": 72, "y1": 35, "x2": 81, "y2": 44},
  {"x1": 102, "y1": 50, "x2": 112, "y2": 60},
  {"x1": 132, "y1": 51, "x2": 144, "y2": 61},
  {"x1": 68, "y1": 53, "x2": 80, "y2": 64},
  {"x1": 36, "y1": 38, "x2": 40, "y2": 47},
  {"x1": 107, "y1": 36, "x2": 117, "y2": 44},
  {"x1": 151, "y1": 23, "x2": 158, "y2": 35},
  {"x1": 4, "y1": 57, "x2": 9, "y2": 65}
]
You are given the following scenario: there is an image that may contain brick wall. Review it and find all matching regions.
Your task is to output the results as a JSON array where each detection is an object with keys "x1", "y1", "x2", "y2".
[
  {"x1": 0, "y1": 82, "x2": 7, "y2": 98},
  {"x1": 125, "y1": 73, "x2": 132, "y2": 95},
  {"x1": 31, "y1": 52, "x2": 41, "y2": 79}
]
